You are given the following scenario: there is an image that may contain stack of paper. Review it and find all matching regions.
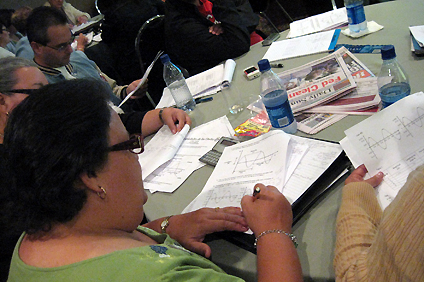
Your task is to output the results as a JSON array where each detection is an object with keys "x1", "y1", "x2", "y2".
[
  {"x1": 156, "y1": 59, "x2": 236, "y2": 108},
  {"x1": 139, "y1": 116, "x2": 236, "y2": 193},
  {"x1": 341, "y1": 92, "x2": 424, "y2": 210},
  {"x1": 409, "y1": 25, "x2": 424, "y2": 55},
  {"x1": 263, "y1": 29, "x2": 341, "y2": 62},
  {"x1": 287, "y1": 8, "x2": 347, "y2": 39},
  {"x1": 183, "y1": 130, "x2": 343, "y2": 213}
]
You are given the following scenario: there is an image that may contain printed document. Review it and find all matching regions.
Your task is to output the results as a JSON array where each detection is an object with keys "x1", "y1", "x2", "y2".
[
  {"x1": 342, "y1": 92, "x2": 424, "y2": 209},
  {"x1": 183, "y1": 130, "x2": 342, "y2": 213},
  {"x1": 263, "y1": 29, "x2": 340, "y2": 62},
  {"x1": 143, "y1": 116, "x2": 235, "y2": 193},
  {"x1": 156, "y1": 59, "x2": 236, "y2": 108},
  {"x1": 287, "y1": 8, "x2": 347, "y2": 38}
]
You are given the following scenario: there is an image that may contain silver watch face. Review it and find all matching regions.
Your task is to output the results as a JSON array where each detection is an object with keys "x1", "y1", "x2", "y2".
[{"x1": 161, "y1": 220, "x2": 167, "y2": 228}]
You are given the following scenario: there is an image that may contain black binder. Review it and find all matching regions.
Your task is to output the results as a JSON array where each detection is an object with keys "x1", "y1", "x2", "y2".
[{"x1": 205, "y1": 150, "x2": 352, "y2": 254}]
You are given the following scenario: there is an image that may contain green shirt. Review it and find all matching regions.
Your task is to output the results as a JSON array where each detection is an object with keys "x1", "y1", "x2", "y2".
[{"x1": 8, "y1": 226, "x2": 244, "y2": 282}]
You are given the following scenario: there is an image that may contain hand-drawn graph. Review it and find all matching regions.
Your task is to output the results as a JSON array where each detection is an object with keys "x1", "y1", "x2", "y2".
[
  {"x1": 355, "y1": 106, "x2": 424, "y2": 160},
  {"x1": 225, "y1": 148, "x2": 279, "y2": 174}
]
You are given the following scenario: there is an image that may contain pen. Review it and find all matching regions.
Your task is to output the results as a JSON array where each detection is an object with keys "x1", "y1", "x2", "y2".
[
  {"x1": 270, "y1": 63, "x2": 284, "y2": 68},
  {"x1": 253, "y1": 186, "x2": 261, "y2": 199},
  {"x1": 195, "y1": 97, "x2": 213, "y2": 104}
]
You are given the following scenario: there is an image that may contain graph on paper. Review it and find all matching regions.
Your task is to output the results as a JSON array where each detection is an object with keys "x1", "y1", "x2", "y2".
[{"x1": 345, "y1": 92, "x2": 424, "y2": 195}]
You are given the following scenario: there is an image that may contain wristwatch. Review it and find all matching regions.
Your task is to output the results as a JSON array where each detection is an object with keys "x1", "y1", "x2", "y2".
[{"x1": 160, "y1": 215, "x2": 173, "y2": 233}]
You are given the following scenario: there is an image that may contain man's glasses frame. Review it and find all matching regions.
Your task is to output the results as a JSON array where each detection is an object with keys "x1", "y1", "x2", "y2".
[
  {"x1": 40, "y1": 34, "x2": 75, "y2": 52},
  {"x1": 108, "y1": 134, "x2": 144, "y2": 154}
]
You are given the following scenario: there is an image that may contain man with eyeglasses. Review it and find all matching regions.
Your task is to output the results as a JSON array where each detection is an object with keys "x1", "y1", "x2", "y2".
[{"x1": 21, "y1": 6, "x2": 154, "y2": 113}]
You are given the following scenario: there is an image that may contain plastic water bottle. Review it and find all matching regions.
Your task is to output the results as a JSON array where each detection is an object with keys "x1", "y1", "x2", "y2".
[
  {"x1": 377, "y1": 45, "x2": 411, "y2": 108},
  {"x1": 160, "y1": 54, "x2": 195, "y2": 111},
  {"x1": 258, "y1": 59, "x2": 297, "y2": 134},
  {"x1": 344, "y1": 0, "x2": 367, "y2": 33}
]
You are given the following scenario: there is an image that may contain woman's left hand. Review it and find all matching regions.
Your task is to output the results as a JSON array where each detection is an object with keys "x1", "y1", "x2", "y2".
[
  {"x1": 166, "y1": 207, "x2": 248, "y2": 258},
  {"x1": 160, "y1": 107, "x2": 191, "y2": 134}
]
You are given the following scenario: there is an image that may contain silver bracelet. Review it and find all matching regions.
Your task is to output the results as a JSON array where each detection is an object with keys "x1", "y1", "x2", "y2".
[{"x1": 254, "y1": 229, "x2": 298, "y2": 248}]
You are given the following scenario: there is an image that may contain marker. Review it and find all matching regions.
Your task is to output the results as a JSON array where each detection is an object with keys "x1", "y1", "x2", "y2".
[
  {"x1": 195, "y1": 97, "x2": 213, "y2": 104},
  {"x1": 253, "y1": 186, "x2": 261, "y2": 199},
  {"x1": 270, "y1": 63, "x2": 284, "y2": 68}
]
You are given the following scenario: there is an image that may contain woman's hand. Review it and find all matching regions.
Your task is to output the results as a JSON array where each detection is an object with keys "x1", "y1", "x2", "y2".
[
  {"x1": 166, "y1": 207, "x2": 248, "y2": 258},
  {"x1": 160, "y1": 107, "x2": 191, "y2": 134},
  {"x1": 241, "y1": 184, "x2": 293, "y2": 236},
  {"x1": 345, "y1": 164, "x2": 384, "y2": 187}
]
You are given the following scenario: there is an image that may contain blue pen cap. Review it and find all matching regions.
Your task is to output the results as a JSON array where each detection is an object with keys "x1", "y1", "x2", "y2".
[
  {"x1": 258, "y1": 59, "x2": 271, "y2": 72},
  {"x1": 160, "y1": 54, "x2": 170, "y2": 64},
  {"x1": 381, "y1": 45, "x2": 396, "y2": 60}
]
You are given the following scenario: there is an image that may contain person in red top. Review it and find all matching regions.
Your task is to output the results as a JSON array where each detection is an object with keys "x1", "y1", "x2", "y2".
[{"x1": 197, "y1": 0, "x2": 262, "y2": 45}]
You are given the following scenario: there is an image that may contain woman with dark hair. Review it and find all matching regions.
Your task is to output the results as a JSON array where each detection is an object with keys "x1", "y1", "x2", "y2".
[{"x1": 4, "y1": 79, "x2": 302, "y2": 282}]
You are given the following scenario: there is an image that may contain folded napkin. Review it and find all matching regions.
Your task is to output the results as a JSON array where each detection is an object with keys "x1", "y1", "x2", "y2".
[{"x1": 342, "y1": 20, "x2": 384, "y2": 38}]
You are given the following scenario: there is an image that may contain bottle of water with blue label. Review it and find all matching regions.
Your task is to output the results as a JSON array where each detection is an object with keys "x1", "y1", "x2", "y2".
[
  {"x1": 344, "y1": 0, "x2": 367, "y2": 33},
  {"x1": 258, "y1": 59, "x2": 297, "y2": 134},
  {"x1": 377, "y1": 45, "x2": 411, "y2": 108},
  {"x1": 161, "y1": 54, "x2": 196, "y2": 112}
]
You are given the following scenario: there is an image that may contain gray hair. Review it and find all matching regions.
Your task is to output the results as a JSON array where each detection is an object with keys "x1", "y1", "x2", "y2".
[{"x1": 0, "y1": 57, "x2": 36, "y2": 95}]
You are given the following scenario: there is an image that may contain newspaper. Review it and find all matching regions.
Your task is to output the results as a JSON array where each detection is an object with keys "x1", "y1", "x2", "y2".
[
  {"x1": 274, "y1": 47, "x2": 356, "y2": 114},
  {"x1": 295, "y1": 113, "x2": 347, "y2": 134}
]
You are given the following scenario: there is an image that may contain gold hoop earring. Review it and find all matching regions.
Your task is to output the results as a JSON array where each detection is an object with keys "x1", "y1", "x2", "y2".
[
  {"x1": 97, "y1": 186, "x2": 107, "y2": 200},
  {"x1": 5, "y1": 112, "x2": 9, "y2": 116}
]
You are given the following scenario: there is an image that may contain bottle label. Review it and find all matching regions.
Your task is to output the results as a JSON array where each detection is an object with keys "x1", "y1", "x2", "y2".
[
  {"x1": 346, "y1": 3, "x2": 366, "y2": 25},
  {"x1": 263, "y1": 90, "x2": 295, "y2": 128}
]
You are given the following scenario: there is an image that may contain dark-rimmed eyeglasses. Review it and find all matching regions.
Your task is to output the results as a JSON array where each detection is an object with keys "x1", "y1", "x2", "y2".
[
  {"x1": 41, "y1": 35, "x2": 75, "y2": 52},
  {"x1": 108, "y1": 134, "x2": 144, "y2": 154},
  {"x1": 2, "y1": 89, "x2": 38, "y2": 95}
]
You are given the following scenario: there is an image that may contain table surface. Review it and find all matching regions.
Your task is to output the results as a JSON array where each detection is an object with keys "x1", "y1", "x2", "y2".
[{"x1": 144, "y1": 0, "x2": 424, "y2": 280}]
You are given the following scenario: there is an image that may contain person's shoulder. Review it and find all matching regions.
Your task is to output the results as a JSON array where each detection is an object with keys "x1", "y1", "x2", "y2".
[{"x1": 0, "y1": 47, "x2": 15, "y2": 59}]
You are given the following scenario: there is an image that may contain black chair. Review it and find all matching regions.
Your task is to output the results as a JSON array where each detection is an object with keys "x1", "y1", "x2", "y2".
[
  {"x1": 134, "y1": 15, "x2": 166, "y2": 108},
  {"x1": 248, "y1": 0, "x2": 293, "y2": 33}
]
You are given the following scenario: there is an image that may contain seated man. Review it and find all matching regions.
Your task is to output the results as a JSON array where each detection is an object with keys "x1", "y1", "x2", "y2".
[
  {"x1": 25, "y1": 6, "x2": 150, "y2": 112},
  {"x1": 164, "y1": 0, "x2": 257, "y2": 75},
  {"x1": 44, "y1": 0, "x2": 90, "y2": 27}
]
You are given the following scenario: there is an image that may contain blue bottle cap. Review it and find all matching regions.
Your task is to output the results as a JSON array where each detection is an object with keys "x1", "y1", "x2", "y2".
[
  {"x1": 258, "y1": 59, "x2": 271, "y2": 72},
  {"x1": 160, "y1": 54, "x2": 170, "y2": 64},
  {"x1": 381, "y1": 45, "x2": 396, "y2": 60}
]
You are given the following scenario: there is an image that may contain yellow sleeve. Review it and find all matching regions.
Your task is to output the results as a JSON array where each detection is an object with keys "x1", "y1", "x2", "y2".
[{"x1": 334, "y1": 165, "x2": 424, "y2": 282}]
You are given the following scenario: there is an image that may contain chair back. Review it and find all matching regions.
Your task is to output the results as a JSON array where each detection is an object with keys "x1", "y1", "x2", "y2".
[{"x1": 135, "y1": 15, "x2": 165, "y2": 75}]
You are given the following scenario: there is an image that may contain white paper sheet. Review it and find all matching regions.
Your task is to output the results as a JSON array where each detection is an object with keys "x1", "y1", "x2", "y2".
[
  {"x1": 344, "y1": 92, "x2": 424, "y2": 203},
  {"x1": 139, "y1": 124, "x2": 190, "y2": 179},
  {"x1": 263, "y1": 30, "x2": 338, "y2": 62},
  {"x1": 156, "y1": 59, "x2": 236, "y2": 108},
  {"x1": 287, "y1": 8, "x2": 347, "y2": 38},
  {"x1": 183, "y1": 130, "x2": 291, "y2": 213},
  {"x1": 144, "y1": 116, "x2": 236, "y2": 193}
]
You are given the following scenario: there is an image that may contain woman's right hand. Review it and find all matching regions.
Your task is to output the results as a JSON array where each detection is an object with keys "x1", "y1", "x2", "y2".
[
  {"x1": 241, "y1": 184, "x2": 293, "y2": 236},
  {"x1": 345, "y1": 164, "x2": 384, "y2": 187}
]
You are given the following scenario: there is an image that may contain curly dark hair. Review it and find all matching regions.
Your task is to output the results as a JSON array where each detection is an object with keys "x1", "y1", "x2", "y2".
[{"x1": 3, "y1": 79, "x2": 112, "y2": 235}]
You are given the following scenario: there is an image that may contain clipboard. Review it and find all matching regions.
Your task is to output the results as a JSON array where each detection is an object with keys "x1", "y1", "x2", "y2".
[{"x1": 205, "y1": 150, "x2": 351, "y2": 254}]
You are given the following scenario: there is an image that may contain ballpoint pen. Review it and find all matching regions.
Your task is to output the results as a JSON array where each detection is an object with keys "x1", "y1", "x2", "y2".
[
  {"x1": 253, "y1": 186, "x2": 261, "y2": 199},
  {"x1": 195, "y1": 97, "x2": 213, "y2": 104}
]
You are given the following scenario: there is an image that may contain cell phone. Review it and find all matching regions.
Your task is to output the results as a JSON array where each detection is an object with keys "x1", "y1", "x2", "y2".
[
  {"x1": 243, "y1": 66, "x2": 261, "y2": 80},
  {"x1": 199, "y1": 137, "x2": 240, "y2": 166},
  {"x1": 262, "y1": 33, "x2": 280, "y2": 46}
]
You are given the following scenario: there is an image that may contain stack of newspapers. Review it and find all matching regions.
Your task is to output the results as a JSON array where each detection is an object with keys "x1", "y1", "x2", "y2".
[{"x1": 248, "y1": 47, "x2": 381, "y2": 134}]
